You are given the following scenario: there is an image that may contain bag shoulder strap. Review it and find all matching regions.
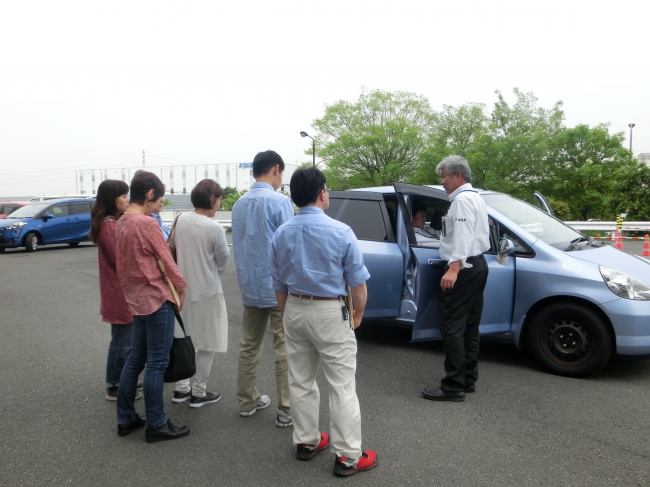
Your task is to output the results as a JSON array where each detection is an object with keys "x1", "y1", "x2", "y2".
[{"x1": 175, "y1": 312, "x2": 187, "y2": 336}]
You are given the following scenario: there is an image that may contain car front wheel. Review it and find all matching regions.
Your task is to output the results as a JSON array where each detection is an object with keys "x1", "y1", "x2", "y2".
[
  {"x1": 24, "y1": 232, "x2": 39, "y2": 252},
  {"x1": 527, "y1": 302, "x2": 612, "y2": 377}
]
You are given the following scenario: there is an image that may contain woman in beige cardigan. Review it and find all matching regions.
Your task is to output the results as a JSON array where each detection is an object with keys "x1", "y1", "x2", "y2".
[{"x1": 171, "y1": 179, "x2": 229, "y2": 408}]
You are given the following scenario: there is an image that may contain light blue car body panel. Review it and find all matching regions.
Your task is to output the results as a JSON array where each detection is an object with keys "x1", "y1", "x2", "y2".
[{"x1": 343, "y1": 185, "x2": 650, "y2": 357}]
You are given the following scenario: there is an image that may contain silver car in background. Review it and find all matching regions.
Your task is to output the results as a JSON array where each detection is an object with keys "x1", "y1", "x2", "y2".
[{"x1": 325, "y1": 183, "x2": 650, "y2": 377}]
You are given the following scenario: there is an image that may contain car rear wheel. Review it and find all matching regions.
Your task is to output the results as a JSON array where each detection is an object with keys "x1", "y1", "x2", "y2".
[
  {"x1": 0, "y1": 247, "x2": 5, "y2": 253},
  {"x1": 68, "y1": 242, "x2": 80, "y2": 247},
  {"x1": 527, "y1": 302, "x2": 612, "y2": 377},
  {"x1": 24, "y1": 232, "x2": 39, "y2": 252}
]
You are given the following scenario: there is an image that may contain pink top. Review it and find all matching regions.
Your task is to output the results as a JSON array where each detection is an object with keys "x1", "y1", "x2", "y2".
[
  {"x1": 97, "y1": 217, "x2": 132, "y2": 324},
  {"x1": 116, "y1": 213, "x2": 188, "y2": 316}
]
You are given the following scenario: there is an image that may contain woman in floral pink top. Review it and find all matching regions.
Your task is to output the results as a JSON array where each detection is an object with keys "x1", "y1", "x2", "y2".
[
  {"x1": 114, "y1": 171, "x2": 190, "y2": 443},
  {"x1": 90, "y1": 180, "x2": 142, "y2": 402}
]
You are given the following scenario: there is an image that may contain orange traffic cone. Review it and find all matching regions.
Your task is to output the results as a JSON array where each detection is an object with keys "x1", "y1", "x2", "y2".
[
  {"x1": 614, "y1": 231, "x2": 624, "y2": 250},
  {"x1": 642, "y1": 234, "x2": 650, "y2": 258}
]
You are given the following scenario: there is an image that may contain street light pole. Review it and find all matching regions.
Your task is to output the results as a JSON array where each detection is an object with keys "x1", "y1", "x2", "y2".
[
  {"x1": 629, "y1": 123, "x2": 635, "y2": 154},
  {"x1": 300, "y1": 131, "x2": 316, "y2": 167}
]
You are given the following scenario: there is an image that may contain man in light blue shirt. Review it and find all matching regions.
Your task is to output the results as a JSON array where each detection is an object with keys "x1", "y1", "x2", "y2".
[
  {"x1": 150, "y1": 197, "x2": 170, "y2": 242},
  {"x1": 232, "y1": 150, "x2": 294, "y2": 427},
  {"x1": 270, "y1": 168, "x2": 377, "y2": 477}
]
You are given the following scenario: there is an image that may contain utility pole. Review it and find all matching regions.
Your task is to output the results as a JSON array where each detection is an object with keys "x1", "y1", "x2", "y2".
[
  {"x1": 142, "y1": 150, "x2": 146, "y2": 167},
  {"x1": 628, "y1": 124, "x2": 635, "y2": 154}
]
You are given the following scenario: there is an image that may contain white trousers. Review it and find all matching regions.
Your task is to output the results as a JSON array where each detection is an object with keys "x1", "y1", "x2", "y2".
[
  {"x1": 284, "y1": 295, "x2": 362, "y2": 460},
  {"x1": 175, "y1": 349, "x2": 215, "y2": 397}
]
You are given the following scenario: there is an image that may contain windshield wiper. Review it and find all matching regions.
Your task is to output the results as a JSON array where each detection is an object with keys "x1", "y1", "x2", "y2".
[{"x1": 565, "y1": 236, "x2": 592, "y2": 251}]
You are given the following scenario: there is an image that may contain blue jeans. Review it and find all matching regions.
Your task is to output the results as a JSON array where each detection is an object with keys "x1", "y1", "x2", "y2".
[
  {"x1": 117, "y1": 301, "x2": 175, "y2": 429},
  {"x1": 106, "y1": 323, "x2": 134, "y2": 387}
]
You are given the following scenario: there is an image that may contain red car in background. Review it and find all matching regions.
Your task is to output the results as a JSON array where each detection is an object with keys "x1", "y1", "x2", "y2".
[{"x1": 0, "y1": 202, "x2": 28, "y2": 219}]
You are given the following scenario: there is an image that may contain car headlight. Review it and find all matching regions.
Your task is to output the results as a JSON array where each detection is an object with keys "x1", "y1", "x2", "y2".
[
  {"x1": 3, "y1": 222, "x2": 27, "y2": 231},
  {"x1": 600, "y1": 266, "x2": 650, "y2": 301}
]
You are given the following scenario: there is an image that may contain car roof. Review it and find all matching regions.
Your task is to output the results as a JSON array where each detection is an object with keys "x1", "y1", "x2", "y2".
[
  {"x1": 34, "y1": 198, "x2": 96, "y2": 204},
  {"x1": 347, "y1": 184, "x2": 503, "y2": 196},
  {"x1": 1, "y1": 201, "x2": 28, "y2": 205}
]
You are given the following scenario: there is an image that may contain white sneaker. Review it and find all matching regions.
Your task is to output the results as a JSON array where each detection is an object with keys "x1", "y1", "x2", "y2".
[
  {"x1": 239, "y1": 394, "x2": 271, "y2": 416},
  {"x1": 275, "y1": 409, "x2": 292, "y2": 428}
]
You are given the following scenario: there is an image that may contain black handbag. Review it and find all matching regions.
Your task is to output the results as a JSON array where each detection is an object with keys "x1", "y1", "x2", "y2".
[{"x1": 164, "y1": 312, "x2": 196, "y2": 383}]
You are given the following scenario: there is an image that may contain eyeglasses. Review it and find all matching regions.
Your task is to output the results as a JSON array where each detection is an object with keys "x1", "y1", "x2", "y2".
[{"x1": 321, "y1": 188, "x2": 331, "y2": 194}]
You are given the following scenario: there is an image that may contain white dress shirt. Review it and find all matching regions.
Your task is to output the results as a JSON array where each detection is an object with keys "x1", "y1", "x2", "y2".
[{"x1": 439, "y1": 183, "x2": 490, "y2": 268}]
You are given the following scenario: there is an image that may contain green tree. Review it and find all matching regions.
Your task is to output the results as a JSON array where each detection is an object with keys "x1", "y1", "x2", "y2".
[
  {"x1": 312, "y1": 89, "x2": 433, "y2": 189},
  {"x1": 475, "y1": 88, "x2": 565, "y2": 199},
  {"x1": 612, "y1": 161, "x2": 650, "y2": 221},
  {"x1": 413, "y1": 102, "x2": 490, "y2": 184},
  {"x1": 219, "y1": 187, "x2": 246, "y2": 211},
  {"x1": 543, "y1": 124, "x2": 630, "y2": 220}
]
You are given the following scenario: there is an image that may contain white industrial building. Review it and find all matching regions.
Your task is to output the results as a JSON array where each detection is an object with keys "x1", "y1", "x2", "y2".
[{"x1": 74, "y1": 162, "x2": 298, "y2": 195}]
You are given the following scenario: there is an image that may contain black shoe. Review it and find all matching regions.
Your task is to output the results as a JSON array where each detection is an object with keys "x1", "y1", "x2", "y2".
[
  {"x1": 421, "y1": 387, "x2": 465, "y2": 402},
  {"x1": 145, "y1": 420, "x2": 190, "y2": 443},
  {"x1": 465, "y1": 385, "x2": 476, "y2": 393},
  {"x1": 117, "y1": 414, "x2": 146, "y2": 437},
  {"x1": 189, "y1": 392, "x2": 221, "y2": 409},
  {"x1": 107, "y1": 386, "x2": 142, "y2": 401},
  {"x1": 172, "y1": 390, "x2": 192, "y2": 403}
]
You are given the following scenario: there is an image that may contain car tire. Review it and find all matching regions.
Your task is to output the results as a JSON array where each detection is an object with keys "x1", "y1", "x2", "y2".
[
  {"x1": 0, "y1": 247, "x2": 5, "y2": 253},
  {"x1": 68, "y1": 242, "x2": 80, "y2": 247},
  {"x1": 24, "y1": 232, "x2": 39, "y2": 252},
  {"x1": 527, "y1": 302, "x2": 612, "y2": 377}
]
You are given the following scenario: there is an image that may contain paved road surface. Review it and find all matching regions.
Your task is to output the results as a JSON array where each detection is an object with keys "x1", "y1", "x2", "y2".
[{"x1": 1, "y1": 242, "x2": 649, "y2": 486}]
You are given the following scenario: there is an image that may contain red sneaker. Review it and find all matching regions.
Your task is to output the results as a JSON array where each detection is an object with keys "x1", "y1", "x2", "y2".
[
  {"x1": 333, "y1": 450, "x2": 378, "y2": 476},
  {"x1": 296, "y1": 432, "x2": 330, "y2": 461}
]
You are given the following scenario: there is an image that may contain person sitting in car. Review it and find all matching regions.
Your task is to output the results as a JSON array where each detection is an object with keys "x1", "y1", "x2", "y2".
[{"x1": 411, "y1": 199, "x2": 439, "y2": 245}]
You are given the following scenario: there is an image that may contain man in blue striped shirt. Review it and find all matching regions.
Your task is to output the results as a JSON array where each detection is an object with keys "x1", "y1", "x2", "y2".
[
  {"x1": 232, "y1": 151, "x2": 294, "y2": 427},
  {"x1": 270, "y1": 168, "x2": 377, "y2": 477}
]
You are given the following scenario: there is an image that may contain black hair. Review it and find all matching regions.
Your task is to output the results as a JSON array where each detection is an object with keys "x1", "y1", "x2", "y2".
[
  {"x1": 411, "y1": 199, "x2": 427, "y2": 217},
  {"x1": 191, "y1": 179, "x2": 225, "y2": 210},
  {"x1": 129, "y1": 171, "x2": 165, "y2": 205},
  {"x1": 89, "y1": 179, "x2": 129, "y2": 243},
  {"x1": 252, "y1": 150, "x2": 285, "y2": 178},
  {"x1": 290, "y1": 167, "x2": 327, "y2": 207}
]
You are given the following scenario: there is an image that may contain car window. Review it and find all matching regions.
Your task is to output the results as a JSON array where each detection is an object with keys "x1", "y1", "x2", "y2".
[
  {"x1": 6, "y1": 202, "x2": 49, "y2": 219},
  {"x1": 482, "y1": 194, "x2": 581, "y2": 250},
  {"x1": 50, "y1": 204, "x2": 70, "y2": 217},
  {"x1": 69, "y1": 203, "x2": 92, "y2": 215},
  {"x1": 326, "y1": 199, "x2": 388, "y2": 242}
]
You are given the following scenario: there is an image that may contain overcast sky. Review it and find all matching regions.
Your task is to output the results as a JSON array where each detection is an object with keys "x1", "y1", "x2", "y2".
[{"x1": 1, "y1": 0, "x2": 648, "y2": 197}]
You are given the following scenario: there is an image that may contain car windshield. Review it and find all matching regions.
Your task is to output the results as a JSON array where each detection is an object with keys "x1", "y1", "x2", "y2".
[
  {"x1": 482, "y1": 194, "x2": 582, "y2": 250},
  {"x1": 5, "y1": 202, "x2": 50, "y2": 219}
]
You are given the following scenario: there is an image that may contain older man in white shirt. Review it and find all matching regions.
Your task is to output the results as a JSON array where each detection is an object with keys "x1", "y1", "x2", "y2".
[{"x1": 422, "y1": 155, "x2": 490, "y2": 402}]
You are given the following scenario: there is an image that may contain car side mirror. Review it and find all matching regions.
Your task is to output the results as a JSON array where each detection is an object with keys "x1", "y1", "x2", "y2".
[
  {"x1": 43, "y1": 213, "x2": 54, "y2": 221},
  {"x1": 498, "y1": 238, "x2": 515, "y2": 265}
]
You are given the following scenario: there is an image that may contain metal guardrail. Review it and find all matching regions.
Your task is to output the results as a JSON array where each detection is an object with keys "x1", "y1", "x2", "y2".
[{"x1": 565, "y1": 221, "x2": 650, "y2": 232}]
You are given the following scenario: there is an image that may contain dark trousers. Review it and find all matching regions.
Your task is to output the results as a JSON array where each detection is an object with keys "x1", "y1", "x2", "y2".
[{"x1": 439, "y1": 255, "x2": 489, "y2": 392}]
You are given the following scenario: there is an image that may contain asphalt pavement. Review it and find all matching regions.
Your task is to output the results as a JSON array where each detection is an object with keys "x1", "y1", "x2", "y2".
[{"x1": 1, "y1": 241, "x2": 649, "y2": 487}]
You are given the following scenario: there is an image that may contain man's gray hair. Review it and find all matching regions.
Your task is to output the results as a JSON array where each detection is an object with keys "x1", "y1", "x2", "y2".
[{"x1": 435, "y1": 155, "x2": 472, "y2": 183}]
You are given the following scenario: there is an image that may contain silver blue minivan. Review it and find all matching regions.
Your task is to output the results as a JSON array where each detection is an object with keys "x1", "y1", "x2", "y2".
[{"x1": 325, "y1": 183, "x2": 650, "y2": 377}]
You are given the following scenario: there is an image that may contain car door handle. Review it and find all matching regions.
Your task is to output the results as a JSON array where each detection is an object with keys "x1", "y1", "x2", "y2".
[{"x1": 427, "y1": 258, "x2": 445, "y2": 266}]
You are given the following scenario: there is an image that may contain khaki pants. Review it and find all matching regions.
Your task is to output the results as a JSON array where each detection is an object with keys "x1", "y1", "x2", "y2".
[
  {"x1": 284, "y1": 295, "x2": 362, "y2": 460},
  {"x1": 237, "y1": 305, "x2": 290, "y2": 413}
]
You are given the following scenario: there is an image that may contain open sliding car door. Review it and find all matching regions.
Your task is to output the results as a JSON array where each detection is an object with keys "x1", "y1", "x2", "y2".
[{"x1": 393, "y1": 183, "x2": 450, "y2": 342}]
